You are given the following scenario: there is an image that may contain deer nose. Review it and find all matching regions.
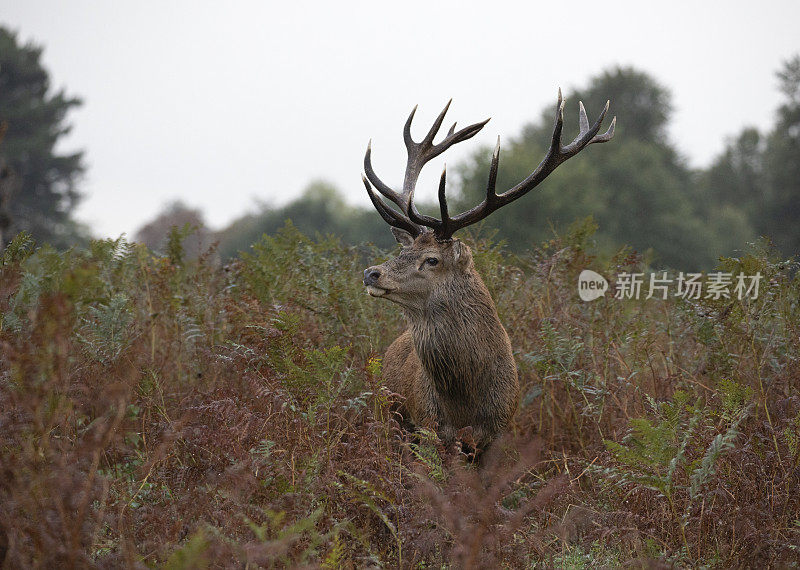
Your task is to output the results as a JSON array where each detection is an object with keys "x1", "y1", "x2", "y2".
[{"x1": 363, "y1": 267, "x2": 381, "y2": 286}]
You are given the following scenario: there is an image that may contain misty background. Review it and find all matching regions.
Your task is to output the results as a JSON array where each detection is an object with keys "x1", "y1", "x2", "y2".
[{"x1": 1, "y1": 1, "x2": 799, "y2": 269}]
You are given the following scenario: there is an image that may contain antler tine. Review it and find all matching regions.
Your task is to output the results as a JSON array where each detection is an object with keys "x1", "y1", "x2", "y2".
[
  {"x1": 437, "y1": 165, "x2": 451, "y2": 238},
  {"x1": 484, "y1": 136, "x2": 501, "y2": 204},
  {"x1": 436, "y1": 90, "x2": 615, "y2": 239},
  {"x1": 550, "y1": 89, "x2": 566, "y2": 154},
  {"x1": 435, "y1": 117, "x2": 491, "y2": 154},
  {"x1": 402, "y1": 105, "x2": 419, "y2": 153},
  {"x1": 578, "y1": 101, "x2": 590, "y2": 134},
  {"x1": 362, "y1": 174, "x2": 421, "y2": 236},
  {"x1": 591, "y1": 115, "x2": 616, "y2": 143},
  {"x1": 406, "y1": 201, "x2": 442, "y2": 228},
  {"x1": 421, "y1": 99, "x2": 453, "y2": 147},
  {"x1": 364, "y1": 140, "x2": 406, "y2": 210},
  {"x1": 562, "y1": 99, "x2": 609, "y2": 155}
]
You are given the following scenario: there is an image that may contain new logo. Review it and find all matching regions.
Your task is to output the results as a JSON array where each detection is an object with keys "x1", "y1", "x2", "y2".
[{"x1": 578, "y1": 269, "x2": 609, "y2": 301}]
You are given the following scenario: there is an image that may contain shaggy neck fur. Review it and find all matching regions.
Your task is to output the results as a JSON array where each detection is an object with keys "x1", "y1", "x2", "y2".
[{"x1": 406, "y1": 268, "x2": 505, "y2": 400}]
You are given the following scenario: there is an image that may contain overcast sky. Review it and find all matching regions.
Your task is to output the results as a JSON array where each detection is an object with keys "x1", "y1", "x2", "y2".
[{"x1": 2, "y1": 1, "x2": 799, "y2": 239}]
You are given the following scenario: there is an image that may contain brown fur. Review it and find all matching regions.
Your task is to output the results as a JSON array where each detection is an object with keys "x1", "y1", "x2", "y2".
[{"x1": 365, "y1": 230, "x2": 519, "y2": 454}]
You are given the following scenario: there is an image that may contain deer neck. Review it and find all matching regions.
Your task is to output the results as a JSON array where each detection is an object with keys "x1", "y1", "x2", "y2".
[{"x1": 406, "y1": 270, "x2": 504, "y2": 396}]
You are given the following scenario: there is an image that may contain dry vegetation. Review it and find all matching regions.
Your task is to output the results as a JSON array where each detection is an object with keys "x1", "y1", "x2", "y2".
[{"x1": 1, "y1": 220, "x2": 799, "y2": 568}]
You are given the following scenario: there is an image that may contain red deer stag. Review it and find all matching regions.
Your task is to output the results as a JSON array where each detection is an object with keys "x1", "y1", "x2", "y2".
[{"x1": 362, "y1": 92, "x2": 615, "y2": 458}]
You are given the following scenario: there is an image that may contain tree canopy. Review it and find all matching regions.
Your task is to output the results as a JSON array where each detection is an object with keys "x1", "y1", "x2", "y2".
[
  {"x1": 0, "y1": 26, "x2": 87, "y2": 248},
  {"x1": 764, "y1": 56, "x2": 800, "y2": 255},
  {"x1": 134, "y1": 200, "x2": 213, "y2": 260},
  {"x1": 453, "y1": 66, "x2": 755, "y2": 269},
  {"x1": 212, "y1": 180, "x2": 394, "y2": 259},
  {"x1": 700, "y1": 55, "x2": 800, "y2": 259}
]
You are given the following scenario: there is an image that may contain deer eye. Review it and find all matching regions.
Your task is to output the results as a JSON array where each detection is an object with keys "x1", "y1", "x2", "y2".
[{"x1": 425, "y1": 257, "x2": 439, "y2": 266}]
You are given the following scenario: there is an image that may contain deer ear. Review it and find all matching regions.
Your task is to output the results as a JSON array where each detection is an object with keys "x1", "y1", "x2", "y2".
[
  {"x1": 391, "y1": 227, "x2": 415, "y2": 248},
  {"x1": 451, "y1": 240, "x2": 472, "y2": 268}
]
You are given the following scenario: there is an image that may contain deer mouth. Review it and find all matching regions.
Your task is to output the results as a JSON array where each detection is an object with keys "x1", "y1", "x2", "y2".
[{"x1": 366, "y1": 285, "x2": 388, "y2": 297}]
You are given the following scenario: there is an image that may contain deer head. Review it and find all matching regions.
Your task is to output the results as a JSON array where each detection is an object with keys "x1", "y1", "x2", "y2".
[
  {"x1": 363, "y1": 228, "x2": 475, "y2": 313},
  {"x1": 362, "y1": 92, "x2": 615, "y2": 308}
]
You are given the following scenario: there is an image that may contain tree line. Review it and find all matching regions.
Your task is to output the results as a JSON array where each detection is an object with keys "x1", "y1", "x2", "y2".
[
  {"x1": 134, "y1": 61, "x2": 800, "y2": 269},
  {"x1": 1, "y1": 25, "x2": 798, "y2": 269}
]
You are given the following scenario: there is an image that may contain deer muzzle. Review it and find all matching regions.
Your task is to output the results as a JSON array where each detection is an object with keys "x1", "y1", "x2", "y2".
[{"x1": 363, "y1": 267, "x2": 387, "y2": 296}]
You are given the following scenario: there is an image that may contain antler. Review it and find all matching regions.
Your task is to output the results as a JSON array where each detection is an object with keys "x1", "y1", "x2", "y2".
[
  {"x1": 362, "y1": 99, "x2": 489, "y2": 237},
  {"x1": 363, "y1": 91, "x2": 615, "y2": 240}
]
